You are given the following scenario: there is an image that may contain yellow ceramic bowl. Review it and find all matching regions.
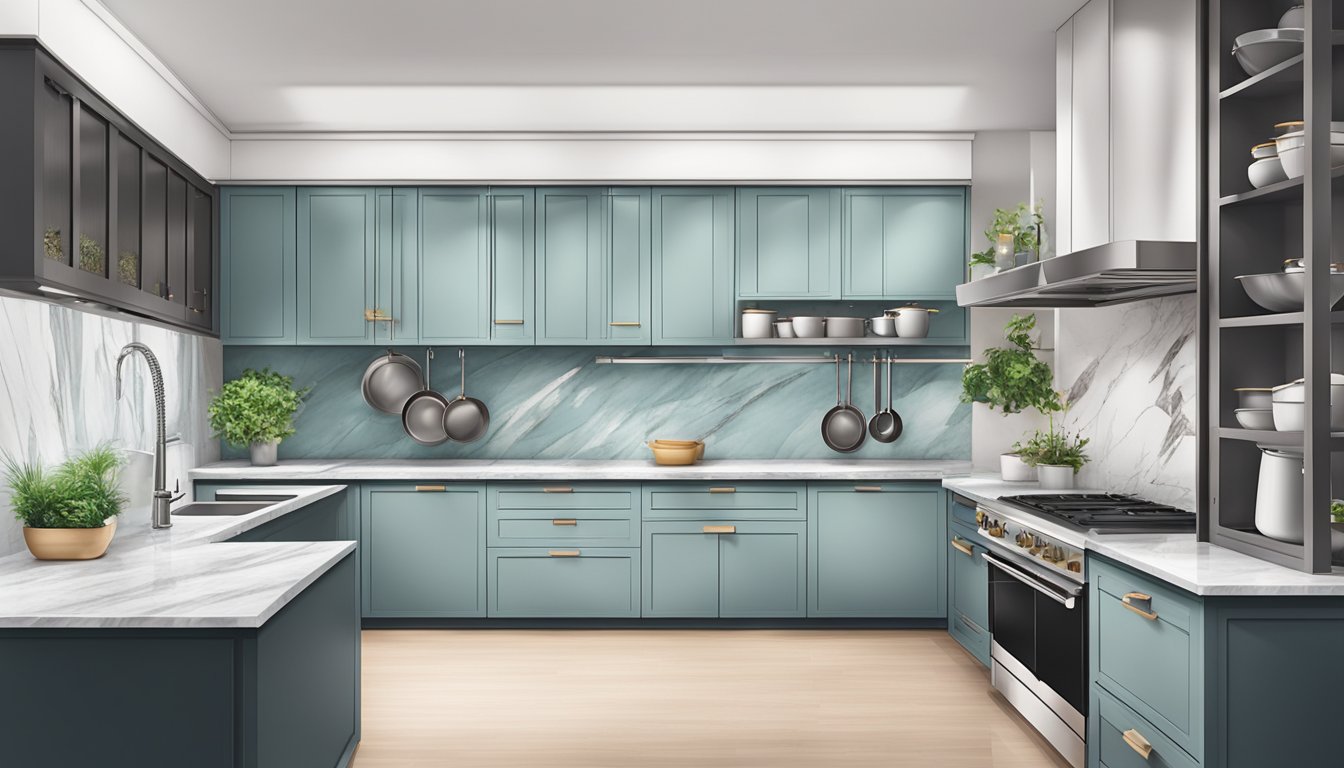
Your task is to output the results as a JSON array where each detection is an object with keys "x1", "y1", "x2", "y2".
[
  {"x1": 650, "y1": 439, "x2": 705, "y2": 460},
  {"x1": 648, "y1": 441, "x2": 701, "y2": 466}
]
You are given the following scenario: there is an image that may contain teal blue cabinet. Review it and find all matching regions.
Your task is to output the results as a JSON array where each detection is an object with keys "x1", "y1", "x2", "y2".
[
  {"x1": 807, "y1": 484, "x2": 946, "y2": 618},
  {"x1": 297, "y1": 187, "x2": 376, "y2": 345},
  {"x1": 652, "y1": 188, "x2": 735, "y2": 344},
  {"x1": 642, "y1": 520, "x2": 806, "y2": 618},
  {"x1": 488, "y1": 548, "x2": 640, "y2": 618},
  {"x1": 842, "y1": 187, "x2": 967, "y2": 300},
  {"x1": 736, "y1": 188, "x2": 840, "y2": 299},
  {"x1": 487, "y1": 484, "x2": 640, "y2": 548},
  {"x1": 948, "y1": 515, "x2": 990, "y2": 665},
  {"x1": 361, "y1": 484, "x2": 486, "y2": 618},
  {"x1": 374, "y1": 188, "x2": 419, "y2": 345},
  {"x1": 536, "y1": 188, "x2": 652, "y2": 345},
  {"x1": 1093, "y1": 686, "x2": 1198, "y2": 768},
  {"x1": 418, "y1": 187, "x2": 490, "y2": 343},
  {"x1": 487, "y1": 188, "x2": 535, "y2": 344},
  {"x1": 220, "y1": 187, "x2": 296, "y2": 345}
]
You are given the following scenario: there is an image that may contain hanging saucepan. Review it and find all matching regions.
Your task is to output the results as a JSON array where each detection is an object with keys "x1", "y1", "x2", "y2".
[
  {"x1": 821, "y1": 354, "x2": 867, "y2": 453},
  {"x1": 869, "y1": 355, "x2": 903, "y2": 443},
  {"x1": 401, "y1": 349, "x2": 450, "y2": 446},
  {"x1": 362, "y1": 348, "x2": 423, "y2": 414},
  {"x1": 444, "y1": 348, "x2": 490, "y2": 443}
]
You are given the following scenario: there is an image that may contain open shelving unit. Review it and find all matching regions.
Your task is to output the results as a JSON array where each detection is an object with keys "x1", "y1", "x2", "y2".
[{"x1": 1204, "y1": 0, "x2": 1344, "y2": 572}]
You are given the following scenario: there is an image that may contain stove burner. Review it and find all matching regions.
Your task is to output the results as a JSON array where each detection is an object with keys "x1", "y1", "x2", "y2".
[{"x1": 999, "y1": 493, "x2": 1195, "y2": 531}]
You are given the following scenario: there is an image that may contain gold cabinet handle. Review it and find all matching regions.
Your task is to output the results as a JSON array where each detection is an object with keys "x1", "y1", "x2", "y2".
[
  {"x1": 494, "y1": 319, "x2": 524, "y2": 325},
  {"x1": 609, "y1": 321, "x2": 641, "y2": 327},
  {"x1": 543, "y1": 486, "x2": 574, "y2": 494},
  {"x1": 415, "y1": 485, "x2": 445, "y2": 492},
  {"x1": 548, "y1": 550, "x2": 581, "y2": 557},
  {"x1": 951, "y1": 537, "x2": 975, "y2": 557},
  {"x1": 552, "y1": 518, "x2": 578, "y2": 526},
  {"x1": 703, "y1": 525, "x2": 736, "y2": 534},
  {"x1": 364, "y1": 309, "x2": 394, "y2": 322},
  {"x1": 854, "y1": 485, "x2": 883, "y2": 492},
  {"x1": 1122, "y1": 728, "x2": 1153, "y2": 760},
  {"x1": 1121, "y1": 592, "x2": 1158, "y2": 621},
  {"x1": 708, "y1": 487, "x2": 736, "y2": 494}
]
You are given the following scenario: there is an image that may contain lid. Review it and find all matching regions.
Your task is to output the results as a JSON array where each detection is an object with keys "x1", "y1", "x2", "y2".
[
  {"x1": 1252, "y1": 141, "x2": 1278, "y2": 151},
  {"x1": 886, "y1": 306, "x2": 940, "y2": 314},
  {"x1": 1234, "y1": 407, "x2": 1272, "y2": 413},
  {"x1": 741, "y1": 308, "x2": 777, "y2": 314},
  {"x1": 1232, "y1": 387, "x2": 1274, "y2": 391}
]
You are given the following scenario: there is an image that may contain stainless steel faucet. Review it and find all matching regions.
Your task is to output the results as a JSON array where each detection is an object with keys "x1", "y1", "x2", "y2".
[{"x1": 115, "y1": 342, "x2": 184, "y2": 528}]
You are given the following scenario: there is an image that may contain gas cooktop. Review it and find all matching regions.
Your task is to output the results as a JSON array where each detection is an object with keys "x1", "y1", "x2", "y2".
[{"x1": 998, "y1": 493, "x2": 1196, "y2": 533}]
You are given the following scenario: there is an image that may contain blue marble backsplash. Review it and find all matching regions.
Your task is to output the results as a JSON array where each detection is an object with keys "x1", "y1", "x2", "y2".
[{"x1": 223, "y1": 347, "x2": 972, "y2": 461}]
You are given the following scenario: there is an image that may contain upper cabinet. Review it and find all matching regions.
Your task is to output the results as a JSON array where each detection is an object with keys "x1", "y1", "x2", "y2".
[
  {"x1": 297, "y1": 188, "x2": 377, "y2": 345},
  {"x1": 842, "y1": 187, "x2": 967, "y2": 301},
  {"x1": 736, "y1": 188, "x2": 840, "y2": 300},
  {"x1": 487, "y1": 188, "x2": 536, "y2": 344},
  {"x1": 652, "y1": 188, "x2": 735, "y2": 345},
  {"x1": 536, "y1": 187, "x2": 652, "y2": 345},
  {"x1": 374, "y1": 188, "x2": 419, "y2": 345},
  {"x1": 0, "y1": 41, "x2": 217, "y2": 334},
  {"x1": 419, "y1": 187, "x2": 490, "y2": 344},
  {"x1": 221, "y1": 187, "x2": 296, "y2": 345}
]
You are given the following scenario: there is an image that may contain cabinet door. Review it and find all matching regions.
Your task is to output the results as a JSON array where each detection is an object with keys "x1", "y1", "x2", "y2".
[
  {"x1": 652, "y1": 188, "x2": 734, "y2": 344},
  {"x1": 220, "y1": 187, "x2": 296, "y2": 345},
  {"x1": 419, "y1": 187, "x2": 489, "y2": 343},
  {"x1": 488, "y1": 188, "x2": 535, "y2": 344},
  {"x1": 808, "y1": 484, "x2": 946, "y2": 618},
  {"x1": 298, "y1": 187, "x2": 376, "y2": 344},
  {"x1": 536, "y1": 188, "x2": 602, "y2": 345},
  {"x1": 842, "y1": 188, "x2": 966, "y2": 301},
  {"x1": 717, "y1": 521, "x2": 806, "y2": 618},
  {"x1": 949, "y1": 524, "x2": 988, "y2": 631},
  {"x1": 488, "y1": 548, "x2": 640, "y2": 618},
  {"x1": 165, "y1": 170, "x2": 187, "y2": 304},
  {"x1": 603, "y1": 187, "x2": 652, "y2": 344},
  {"x1": 736, "y1": 188, "x2": 839, "y2": 299},
  {"x1": 141, "y1": 157, "x2": 169, "y2": 300},
  {"x1": 374, "y1": 188, "x2": 418, "y2": 345},
  {"x1": 642, "y1": 521, "x2": 720, "y2": 617},
  {"x1": 186, "y1": 184, "x2": 213, "y2": 326},
  {"x1": 361, "y1": 484, "x2": 486, "y2": 618}
]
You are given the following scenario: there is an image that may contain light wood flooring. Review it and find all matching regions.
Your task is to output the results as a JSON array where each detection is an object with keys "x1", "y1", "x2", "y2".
[{"x1": 353, "y1": 629, "x2": 1071, "y2": 768}]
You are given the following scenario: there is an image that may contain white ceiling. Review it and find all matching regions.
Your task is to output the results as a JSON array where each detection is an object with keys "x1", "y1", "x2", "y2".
[{"x1": 98, "y1": 0, "x2": 1079, "y2": 134}]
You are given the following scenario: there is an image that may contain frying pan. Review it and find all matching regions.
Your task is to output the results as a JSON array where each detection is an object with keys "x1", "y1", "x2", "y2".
[
  {"x1": 869, "y1": 355, "x2": 903, "y2": 443},
  {"x1": 821, "y1": 354, "x2": 866, "y2": 453},
  {"x1": 362, "y1": 349, "x2": 423, "y2": 414},
  {"x1": 401, "y1": 349, "x2": 450, "y2": 446},
  {"x1": 444, "y1": 348, "x2": 490, "y2": 443}
]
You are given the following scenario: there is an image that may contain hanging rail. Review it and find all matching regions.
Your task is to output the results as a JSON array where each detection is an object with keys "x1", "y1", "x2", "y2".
[{"x1": 593, "y1": 354, "x2": 972, "y2": 366}]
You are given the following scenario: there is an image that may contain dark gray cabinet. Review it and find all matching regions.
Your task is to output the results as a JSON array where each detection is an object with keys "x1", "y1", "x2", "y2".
[{"x1": 0, "y1": 40, "x2": 216, "y2": 334}]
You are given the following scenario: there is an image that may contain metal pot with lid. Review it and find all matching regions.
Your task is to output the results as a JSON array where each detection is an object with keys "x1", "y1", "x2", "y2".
[{"x1": 885, "y1": 305, "x2": 940, "y2": 338}]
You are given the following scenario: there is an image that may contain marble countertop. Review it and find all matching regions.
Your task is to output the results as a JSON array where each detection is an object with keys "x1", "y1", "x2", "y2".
[
  {"x1": 943, "y1": 474, "x2": 1344, "y2": 596},
  {"x1": 191, "y1": 458, "x2": 973, "y2": 482},
  {"x1": 0, "y1": 485, "x2": 354, "y2": 629}
]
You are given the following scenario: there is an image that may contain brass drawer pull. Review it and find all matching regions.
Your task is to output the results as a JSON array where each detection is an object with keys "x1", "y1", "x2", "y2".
[
  {"x1": 364, "y1": 309, "x2": 394, "y2": 322},
  {"x1": 708, "y1": 487, "x2": 736, "y2": 494},
  {"x1": 552, "y1": 519, "x2": 578, "y2": 526},
  {"x1": 854, "y1": 485, "x2": 883, "y2": 492},
  {"x1": 1121, "y1": 592, "x2": 1158, "y2": 621},
  {"x1": 951, "y1": 537, "x2": 975, "y2": 557},
  {"x1": 415, "y1": 485, "x2": 445, "y2": 492},
  {"x1": 1122, "y1": 728, "x2": 1153, "y2": 760},
  {"x1": 609, "y1": 321, "x2": 641, "y2": 327},
  {"x1": 494, "y1": 319, "x2": 524, "y2": 325},
  {"x1": 703, "y1": 525, "x2": 737, "y2": 534},
  {"x1": 548, "y1": 550, "x2": 581, "y2": 557},
  {"x1": 542, "y1": 486, "x2": 574, "y2": 494}
]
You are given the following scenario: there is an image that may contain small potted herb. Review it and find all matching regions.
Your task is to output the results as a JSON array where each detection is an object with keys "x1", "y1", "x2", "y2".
[
  {"x1": 969, "y1": 201, "x2": 1045, "y2": 277},
  {"x1": 3, "y1": 445, "x2": 125, "y2": 560},
  {"x1": 208, "y1": 368, "x2": 311, "y2": 466},
  {"x1": 1017, "y1": 416, "x2": 1091, "y2": 490}
]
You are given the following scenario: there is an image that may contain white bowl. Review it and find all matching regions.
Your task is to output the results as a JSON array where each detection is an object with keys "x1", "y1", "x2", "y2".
[
  {"x1": 1274, "y1": 143, "x2": 1344, "y2": 180},
  {"x1": 792, "y1": 316, "x2": 825, "y2": 338},
  {"x1": 1235, "y1": 387, "x2": 1275, "y2": 410},
  {"x1": 1280, "y1": 5, "x2": 1304, "y2": 29},
  {"x1": 1272, "y1": 400, "x2": 1305, "y2": 431},
  {"x1": 740, "y1": 310, "x2": 777, "y2": 339},
  {"x1": 1248, "y1": 156, "x2": 1288, "y2": 188},
  {"x1": 1236, "y1": 271, "x2": 1344, "y2": 312},
  {"x1": 1272, "y1": 375, "x2": 1344, "y2": 430},
  {"x1": 1251, "y1": 141, "x2": 1279, "y2": 159},
  {"x1": 774, "y1": 320, "x2": 795, "y2": 338},
  {"x1": 1232, "y1": 29, "x2": 1303, "y2": 76},
  {"x1": 1235, "y1": 408, "x2": 1275, "y2": 430},
  {"x1": 824, "y1": 317, "x2": 866, "y2": 338}
]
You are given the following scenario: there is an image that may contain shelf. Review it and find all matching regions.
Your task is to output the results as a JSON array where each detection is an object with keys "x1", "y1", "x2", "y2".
[
  {"x1": 1219, "y1": 310, "x2": 1344, "y2": 328},
  {"x1": 1220, "y1": 166, "x2": 1344, "y2": 207},
  {"x1": 733, "y1": 337, "x2": 965, "y2": 346},
  {"x1": 1219, "y1": 55, "x2": 1303, "y2": 99},
  {"x1": 1218, "y1": 427, "x2": 1344, "y2": 448}
]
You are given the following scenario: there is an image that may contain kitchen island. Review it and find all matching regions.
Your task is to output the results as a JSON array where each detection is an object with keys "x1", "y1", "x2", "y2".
[{"x1": 0, "y1": 485, "x2": 360, "y2": 768}]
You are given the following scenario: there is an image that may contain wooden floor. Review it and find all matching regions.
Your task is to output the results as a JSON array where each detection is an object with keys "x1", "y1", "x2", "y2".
[{"x1": 353, "y1": 629, "x2": 1072, "y2": 768}]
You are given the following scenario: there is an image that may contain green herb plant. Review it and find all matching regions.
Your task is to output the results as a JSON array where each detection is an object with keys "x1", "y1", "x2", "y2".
[
  {"x1": 117, "y1": 251, "x2": 139, "y2": 286},
  {"x1": 78, "y1": 234, "x2": 104, "y2": 274},
  {"x1": 3, "y1": 445, "x2": 125, "y2": 528},
  {"x1": 1331, "y1": 500, "x2": 1344, "y2": 524},
  {"x1": 1014, "y1": 411, "x2": 1091, "y2": 473},
  {"x1": 970, "y1": 201, "x2": 1045, "y2": 268},
  {"x1": 43, "y1": 228, "x2": 63, "y2": 262},
  {"x1": 961, "y1": 314, "x2": 1061, "y2": 415},
  {"x1": 208, "y1": 368, "x2": 311, "y2": 448}
]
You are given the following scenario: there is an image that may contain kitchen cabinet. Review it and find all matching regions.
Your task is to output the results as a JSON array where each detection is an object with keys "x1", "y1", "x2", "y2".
[
  {"x1": 361, "y1": 484, "x2": 486, "y2": 618},
  {"x1": 536, "y1": 187, "x2": 652, "y2": 345},
  {"x1": 736, "y1": 187, "x2": 840, "y2": 300},
  {"x1": 418, "y1": 187, "x2": 490, "y2": 343},
  {"x1": 297, "y1": 187, "x2": 377, "y2": 345},
  {"x1": 374, "y1": 187, "x2": 418, "y2": 345},
  {"x1": 652, "y1": 188, "x2": 735, "y2": 344},
  {"x1": 0, "y1": 40, "x2": 217, "y2": 334},
  {"x1": 807, "y1": 483, "x2": 946, "y2": 618},
  {"x1": 221, "y1": 187, "x2": 297, "y2": 345},
  {"x1": 487, "y1": 484, "x2": 641, "y2": 548},
  {"x1": 642, "y1": 520, "x2": 806, "y2": 618},
  {"x1": 841, "y1": 187, "x2": 966, "y2": 301},
  {"x1": 947, "y1": 512, "x2": 990, "y2": 666},
  {"x1": 487, "y1": 188, "x2": 535, "y2": 344},
  {"x1": 488, "y1": 548, "x2": 641, "y2": 618}
]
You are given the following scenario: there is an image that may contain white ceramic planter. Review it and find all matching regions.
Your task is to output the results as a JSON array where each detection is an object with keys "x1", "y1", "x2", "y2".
[
  {"x1": 1036, "y1": 464, "x2": 1076, "y2": 490},
  {"x1": 969, "y1": 263, "x2": 998, "y2": 282},
  {"x1": 250, "y1": 440, "x2": 279, "y2": 467},
  {"x1": 1000, "y1": 454, "x2": 1037, "y2": 482}
]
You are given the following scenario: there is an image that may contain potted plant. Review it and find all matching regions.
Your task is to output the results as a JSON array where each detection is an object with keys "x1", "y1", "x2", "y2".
[
  {"x1": 969, "y1": 201, "x2": 1045, "y2": 277},
  {"x1": 3, "y1": 445, "x2": 125, "y2": 560},
  {"x1": 208, "y1": 368, "x2": 310, "y2": 466},
  {"x1": 961, "y1": 314, "x2": 1061, "y2": 481},
  {"x1": 1016, "y1": 413, "x2": 1091, "y2": 490}
]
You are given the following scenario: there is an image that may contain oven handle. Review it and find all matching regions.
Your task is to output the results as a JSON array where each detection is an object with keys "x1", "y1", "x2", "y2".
[{"x1": 982, "y1": 552, "x2": 1080, "y2": 610}]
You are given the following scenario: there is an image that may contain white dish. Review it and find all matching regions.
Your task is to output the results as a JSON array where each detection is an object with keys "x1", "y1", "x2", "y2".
[
  {"x1": 773, "y1": 320, "x2": 795, "y2": 338},
  {"x1": 1251, "y1": 141, "x2": 1279, "y2": 159},
  {"x1": 1235, "y1": 271, "x2": 1344, "y2": 312},
  {"x1": 792, "y1": 316, "x2": 825, "y2": 338},
  {"x1": 869, "y1": 316, "x2": 896, "y2": 337},
  {"x1": 740, "y1": 310, "x2": 777, "y2": 339},
  {"x1": 1234, "y1": 388, "x2": 1275, "y2": 410},
  {"x1": 1279, "y1": 5, "x2": 1304, "y2": 29},
  {"x1": 1248, "y1": 156, "x2": 1288, "y2": 188},
  {"x1": 1235, "y1": 408, "x2": 1275, "y2": 430},
  {"x1": 1232, "y1": 29, "x2": 1303, "y2": 76},
  {"x1": 1256, "y1": 446, "x2": 1305, "y2": 543},
  {"x1": 1274, "y1": 143, "x2": 1344, "y2": 180},
  {"x1": 1272, "y1": 401, "x2": 1305, "y2": 431},
  {"x1": 824, "y1": 317, "x2": 866, "y2": 338},
  {"x1": 1272, "y1": 375, "x2": 1344, "y2": 430}
]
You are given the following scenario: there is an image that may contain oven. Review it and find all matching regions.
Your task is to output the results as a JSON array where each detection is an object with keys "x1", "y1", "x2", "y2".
[{"x1": 985, "y1": 549, "x2": 1087, "y2": 768}]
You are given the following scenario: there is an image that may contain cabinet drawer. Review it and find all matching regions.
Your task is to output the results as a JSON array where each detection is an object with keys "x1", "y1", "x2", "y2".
[
  {"x1": 643, "y1": 484, "x2": 804, "y2": 520},
  {"x1": 1091, "y1": 556, "x2": 1203, "y2": 759},
  {"x1": 1094, "y1": 686, "x2": 1198, "y2": 768},
  {"x1": 949, "y1": 610, "x2": 991, "y2": 667},
  {"x1": 487, "y1": 548, "x2": 640, "y2": 618},
  {"x1": 490, "y1": 485, "x2": 638, "y2": 511},
  {"x1": 488, "y1": 509, "x2": 639, "y2": 548},
  {"x1": 949, "y1": 496, "x2": 978, "y2": 528}
]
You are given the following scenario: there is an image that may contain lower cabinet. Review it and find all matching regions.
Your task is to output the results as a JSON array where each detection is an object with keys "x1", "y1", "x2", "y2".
[
  {"x1": 1093, "y1": 685, "x2": 1197, "y2": 768},
  {"x1": 361, "y1": 484, "x2": 486, "y2": 618},
  {"x1": 642, "y1": 521, "x2": 807, "y2": 618},
  {"x1": 488, "y1": 548, "x2": 640, "y2": 618},
  {"x1": 807, "y1": 484, "x2": 946, "y2": 618},
  {"x1": 947, "y1": 497, "x2": 990, "y2": 665}
]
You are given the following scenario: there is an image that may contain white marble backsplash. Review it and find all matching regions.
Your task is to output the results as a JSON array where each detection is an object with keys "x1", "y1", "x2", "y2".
[
  {"x1": 0, "y1": 295, "x2": 222, "y2": 557},
  {"x1": 1056, "y1": 296, "x2": 1198, "y2": 510}
]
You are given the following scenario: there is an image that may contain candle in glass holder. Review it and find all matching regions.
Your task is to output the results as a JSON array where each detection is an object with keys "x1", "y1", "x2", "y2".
[{"x1": 994, "y1": 233, "x2": 1015, "y2": 270}]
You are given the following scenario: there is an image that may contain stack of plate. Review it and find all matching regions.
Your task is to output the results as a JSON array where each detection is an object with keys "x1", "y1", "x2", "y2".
[
  {"x1": 1248, "y1": 140, "x2": 1286, "y2": 188},
  {"x1": 1274, "y1": 120, "x2": 1344, "y2": 179}
]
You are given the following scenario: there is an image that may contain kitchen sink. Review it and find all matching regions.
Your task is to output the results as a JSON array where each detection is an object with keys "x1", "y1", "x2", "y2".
[{"x1": 171, "y1": 501, "x2": 273, "y2": 517}]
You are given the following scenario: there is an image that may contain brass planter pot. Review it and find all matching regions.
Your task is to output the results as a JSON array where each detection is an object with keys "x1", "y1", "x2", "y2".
[{"x1": 23, "y1": 520, "x2": 117, "y2": 561}]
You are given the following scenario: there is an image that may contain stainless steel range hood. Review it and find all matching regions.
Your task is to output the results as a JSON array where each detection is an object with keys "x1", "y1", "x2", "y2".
[{"x1": 954, "y1": 240, "x2": 1197, "y2": 308}]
